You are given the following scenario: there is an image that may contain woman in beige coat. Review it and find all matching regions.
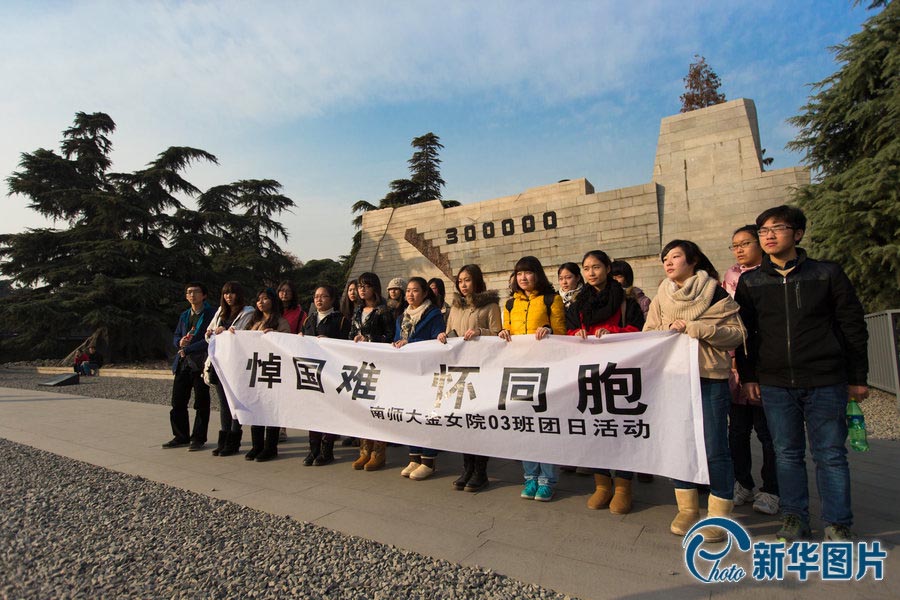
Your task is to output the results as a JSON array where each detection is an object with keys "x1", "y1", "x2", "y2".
[
  {"x1": 438, "y1": 264, "x2": 502, "y2": 491},
  {"x1": 644, "y1": 240, "x2": 745, "y2": 543}
]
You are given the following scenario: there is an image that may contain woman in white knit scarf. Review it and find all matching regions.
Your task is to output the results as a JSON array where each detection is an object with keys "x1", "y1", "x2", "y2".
[{"x1": 644, "y1": 239, "x2": 746, "y2": 543}]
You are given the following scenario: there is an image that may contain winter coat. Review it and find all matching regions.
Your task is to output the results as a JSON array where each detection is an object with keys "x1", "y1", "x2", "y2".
[
  {"x1": 172, "y1": 302, "x2": 216, "y2": 374},
  {"x1": 644, "y1": 271, "x2": 746, "y2": 380},
  {"x1": 444, "y1": 290, "x2": 503, "y2": 338},
  {"x1": 502, "y1": 291, "x2": 566, "y2": 335},
  {"x1": 628, "y1": 286, "x2": 652, "y2": 317},
  {"x1": 249, "y1": 315, "x2": 291, "y2": 333},
  {"x1": 282, "y1": 305, "x2": 307, "y2": 334},
  {"x1": 202, "y1": 305, "x2": 255, "y2": 385},
  {"x1": 566, "y1": 280, "x2": 645, "y2": 336},
  {"x1": 302, "y1": 310, "x2": 350, "y2": 340},
  {"x1": 349, "y1": 301, "x2": 395, "y2": 343},
  {"x1": 734, "y1": 249, "x2": 868, "y2": 388},
  {"x1": 394, "y1": 304, "x2": 445, "y2": 343}
]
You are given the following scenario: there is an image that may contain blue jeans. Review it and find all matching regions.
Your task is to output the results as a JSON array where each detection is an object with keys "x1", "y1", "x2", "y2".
[
  {"x1": 761, "y1": 384, "x2": 852, "y2": 526},
  {"x1": 673, "y1": 379, "x2": 733, "y2": 499},
  {"x1": 523, "y1": 462, "x2": 558, "y2": 487},
  {"x1": 409, "y1": 446, "x2": 437, "y2": 458}
]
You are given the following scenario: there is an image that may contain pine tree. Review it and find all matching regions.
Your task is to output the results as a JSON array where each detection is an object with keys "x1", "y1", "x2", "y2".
[
  {"x1": 787, "y1": 0, "x2": 899, "y2": 311},
  {"x1": 408, "y1": 133, "x2": 445, "y2": 202},
  {"x1": 680, "y1": 55, "x2": 726, "y2": 113}
]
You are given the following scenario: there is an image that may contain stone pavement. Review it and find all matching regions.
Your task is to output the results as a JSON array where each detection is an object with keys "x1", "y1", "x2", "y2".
[{"x1": 1, "y1": 386, "x2": 896, "y2": 599}]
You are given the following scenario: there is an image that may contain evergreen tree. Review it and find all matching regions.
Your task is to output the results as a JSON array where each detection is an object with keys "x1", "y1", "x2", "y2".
[
  {"x1": 1, "y1": 112, "x2": 298, "y2": 361},
  {"x1": 408, "y1": 133, "x2": 445, "y2": 202},
  {"x1": 680, "y1": 55, "x2": 726, "y2": 113},
  {"x1": 787, "y1": 0, "x2": 898, "y2": 311}
]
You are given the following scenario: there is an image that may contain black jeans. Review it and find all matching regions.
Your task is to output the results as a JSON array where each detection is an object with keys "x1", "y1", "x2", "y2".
[
  {"x1": 169, "y1": 366, "x2": 211, "y2": 443},
  {"x1": 729, "y1": 402, "x2": 778, "y2": 495},
  {"x1": 213, "y1": 371, "x2": 242, "y2": 433}
]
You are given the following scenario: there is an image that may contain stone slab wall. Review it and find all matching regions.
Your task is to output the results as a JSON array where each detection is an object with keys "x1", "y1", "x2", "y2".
[{"x1": 350, "y1": 98, "x2": 810, "y2": 302}]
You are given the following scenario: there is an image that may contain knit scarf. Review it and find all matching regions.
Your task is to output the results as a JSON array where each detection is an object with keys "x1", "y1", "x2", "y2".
[
  {"x1": 656, "y1": 270, "x2": 718, "y2": 321},
  {"x1": 399, "y1": 300, "x2": 432, "y2": 341},
  {"x1": 572, "y1": 280, "x2": 625, "y2": 326},
  {"x1": 560, "y1": 284, "x2": 583, "y2": 308}
]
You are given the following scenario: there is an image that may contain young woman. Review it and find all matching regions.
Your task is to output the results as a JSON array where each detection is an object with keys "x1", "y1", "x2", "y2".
[
  {"x1": 300, "y1": 285, "x2": 351, "y2": 466},
  {"x1": 723, "y1": 225, "x2": 779, "y2": 515},
  {"x1": 610, "y1": 260, "x2": 652, "y2": 317},
  {"x1": 393, "y1": 277, "x2": 445, "y2": 480},
  {"x1": 643, "y1": 240, "x2": 745, "y2": 542},
  {"x1": 340, "y1": 279, "x2": 359, "y2": 320},
  {"x1": 204, "y1": 281, "x2": 255, "y2": 456},
  {"x1": 245, "y1": 288, "x2": 291, "y2": 462},
  {"x1": 438, "y1": 264, "x2": 502, "y2": 491},
  {"x1": 349, "y1": 272, "x2": 396, "y2": 471},
  {"x1": 566, "y1": 251, "x2": 645, "y2": 514},
  {"x1": 428, "y1": 277, "x2": 451, "y2": 319},
  {"x1": 277, "y1": 280, "x2": 307, "y2": 335},
  {"x1": 557, "y1": 262, "x2": 584, "y2": 309},
  {"x1": 499, "y1": 256, "x2": 566, "y2": 502},
  {"x1": 385, "y1": 277, "x2": 407, "y2": 320}
]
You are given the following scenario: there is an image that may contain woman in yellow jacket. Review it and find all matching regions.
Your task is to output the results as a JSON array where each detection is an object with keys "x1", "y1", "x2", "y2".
[{"x1": 499, "y1": 255, "x2": 566, "y2": 501}]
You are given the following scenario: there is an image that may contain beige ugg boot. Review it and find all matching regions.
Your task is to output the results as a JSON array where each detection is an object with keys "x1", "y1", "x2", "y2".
[
  {"x1": 351, "y1": 439, "x2": 372, "y2": 470},
  {"x1": 701, "y1": 495, "x2": 734, "y2": 543},
  {"x1": 670, "y1": 488, "x2": 701, "y2": 535},
  {"x1": 609, "y1": 477, "x2": 633, "y2": 515},
  {"x1": 587, "y1": 474, "x2": 614, "y2": 510}
]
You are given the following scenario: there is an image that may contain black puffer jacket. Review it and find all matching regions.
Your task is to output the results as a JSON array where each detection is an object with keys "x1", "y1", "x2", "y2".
[
  {"x1": 735, "y1": 249, "x2": 868, "y2": 388},
  {"x1": 348, "y1": 301, "x2": 395, "y2": 343}
]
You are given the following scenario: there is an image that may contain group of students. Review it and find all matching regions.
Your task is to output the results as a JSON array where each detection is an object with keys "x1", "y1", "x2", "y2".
[{"x1": 161, "y1": 203, "x2": 869, "y2": 544}]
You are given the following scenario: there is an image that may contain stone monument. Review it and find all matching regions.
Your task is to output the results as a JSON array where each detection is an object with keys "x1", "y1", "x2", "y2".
[{"x1": 349, "y1": 99, "x2": 809, "y2": 296}]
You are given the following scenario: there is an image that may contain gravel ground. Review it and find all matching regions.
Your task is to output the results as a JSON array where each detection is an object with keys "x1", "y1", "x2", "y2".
[
  {"x1": 0, "y1": 439, "x2": 570, "y2": 600},
  {"x1": 2, "y1": 367, "x2": 897, "y2": 439}
]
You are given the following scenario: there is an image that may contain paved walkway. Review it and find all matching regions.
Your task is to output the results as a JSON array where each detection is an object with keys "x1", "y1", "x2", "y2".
[{"x1": 1, "y1": 386, "x2": 896, "y2": 599}]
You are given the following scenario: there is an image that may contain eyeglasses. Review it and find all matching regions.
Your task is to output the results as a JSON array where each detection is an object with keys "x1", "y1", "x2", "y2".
[
  {"x1": 357, "y1": 284, "x2": 373, "y2": 290},
  {"x1": 728, "y1": 241, "x2": 757, "y2": 252},
  {"x1": 758, "y1": 225, "x2": 794, "y2": 236}
]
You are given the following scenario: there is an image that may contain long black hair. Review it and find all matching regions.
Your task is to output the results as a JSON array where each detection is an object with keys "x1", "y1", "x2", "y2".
[
  {"x1": 407, "y1": 277, "x2": 439, "y2": 308},
  {"x1": 219, "y1": 281, "x2": 247, "y2": 320},
  {"x1": 277, "y1": 280, "x2": 299, "y2": 310},
  {"x1": 454, "y1": 264, "x2": 487, "y2": 297},
  {"x1": 252, "y1": 288, "x2": 284, "y2": 330}
]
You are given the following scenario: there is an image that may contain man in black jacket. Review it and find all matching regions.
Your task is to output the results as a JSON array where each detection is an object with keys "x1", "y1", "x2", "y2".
[{"x1": 735, "y1": 205, "x2": 868, "y2": 543}]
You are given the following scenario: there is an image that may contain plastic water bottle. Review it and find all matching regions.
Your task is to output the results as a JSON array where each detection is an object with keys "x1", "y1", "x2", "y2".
[{"x1": 846, "y1": 399, "x2": 869, "y2": 452}]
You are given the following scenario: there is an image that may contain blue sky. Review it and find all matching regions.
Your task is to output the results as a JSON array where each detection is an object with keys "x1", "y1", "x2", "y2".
[{"x1": 0, "y1": 1, "x2": 874, "y2": 262}]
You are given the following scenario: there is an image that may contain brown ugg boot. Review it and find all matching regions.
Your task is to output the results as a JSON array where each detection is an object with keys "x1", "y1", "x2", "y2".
[
  {"x1": 364, "y1": 441, "x2": 386, "y2": 471},
  {"x1": 352, "y1": 439, "x2": 372, "y2": 470},
  {"x1": 609, "y1": 477, "x2": 633, "y2": 515},
  {"x1": 701, "y1": 495, "x2": 734, "y2": 542},
  {"x1": 587, "y1": 473, "x2": 614, "y2": 510},
  {"x1": 670, "y1": 488, "x2": 701, "y2": 535}
]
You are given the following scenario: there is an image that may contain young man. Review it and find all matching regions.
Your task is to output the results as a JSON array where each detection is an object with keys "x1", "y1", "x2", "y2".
[
  {"x1": 735, "y1": 205, "x2": 868, "y2": 542},
  {"x1": 723, "y1": 225, "x2": 780, "y2": 516},
  {"x1": 163, "y1": 282, "x2": 217, "y2": 451}
]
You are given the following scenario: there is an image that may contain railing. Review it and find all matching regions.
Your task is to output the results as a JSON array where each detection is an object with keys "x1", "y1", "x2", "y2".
[{"x1": 865, "y1": 310, "x2": 900, "y2": 399}]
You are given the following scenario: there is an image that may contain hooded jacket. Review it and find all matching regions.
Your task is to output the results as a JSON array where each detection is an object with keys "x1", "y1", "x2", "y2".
[
  {"x1": 644, "y1": 271, "x2": 746, "y2": 380},
  {"x1": 734, "y1": 248, "x2": 868, "y2": 388},
  {"x1": 444, "y1": 290, "x2": 503, "y2": 338}
]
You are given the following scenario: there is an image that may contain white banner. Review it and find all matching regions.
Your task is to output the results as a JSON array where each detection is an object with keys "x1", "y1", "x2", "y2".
[{"x1": 209, "y1": 331, "x2": 708, "y2": 483}]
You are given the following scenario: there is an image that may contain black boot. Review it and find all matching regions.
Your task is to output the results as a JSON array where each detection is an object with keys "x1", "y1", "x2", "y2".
[
  {"x1": 245, "y1": 426, "x2": 265, "y2": 460},
  {"x1": 304, "y1": 436, "x2": 321, "y2": 466},
  {"x1": 255, "y1": 426, "x2": 280, "y2": 462},
  {"x1": 314, "y1": 438, "x2": 335, "y2": 466},
  {"x1": 211, "y1": 431, "x2": 228, "y2": 456},
  {"x1": 452, "y1": 454, "x2": 474, "y2": 490},
  {"x1": 220, "y1": 429, "x2": 242, "y2": 456},
  {"x1": 465, "y1": 456, "x2": 489, "y2": 492}
]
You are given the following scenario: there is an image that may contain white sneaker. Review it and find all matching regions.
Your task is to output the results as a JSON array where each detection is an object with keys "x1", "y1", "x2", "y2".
[
  {"x1": 733, "y1": 482, "x2": 755, "y2": 506},
  {"x1": 401, "y1": 461, "x2": 420, "y2": 477},
  {"x1": 753, "y1": 492, "x2": 780, "y2": 515}
]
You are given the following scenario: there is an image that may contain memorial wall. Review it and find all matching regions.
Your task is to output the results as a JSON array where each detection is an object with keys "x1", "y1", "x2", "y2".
[{"x1": 349, "y1": 98, "x2": 810, "y2": 296}]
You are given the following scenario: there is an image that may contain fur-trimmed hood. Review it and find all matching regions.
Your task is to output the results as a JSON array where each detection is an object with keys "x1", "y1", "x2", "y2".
[{"x1": 452, "y1": 290, "x2": 500, "y2": 310}]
